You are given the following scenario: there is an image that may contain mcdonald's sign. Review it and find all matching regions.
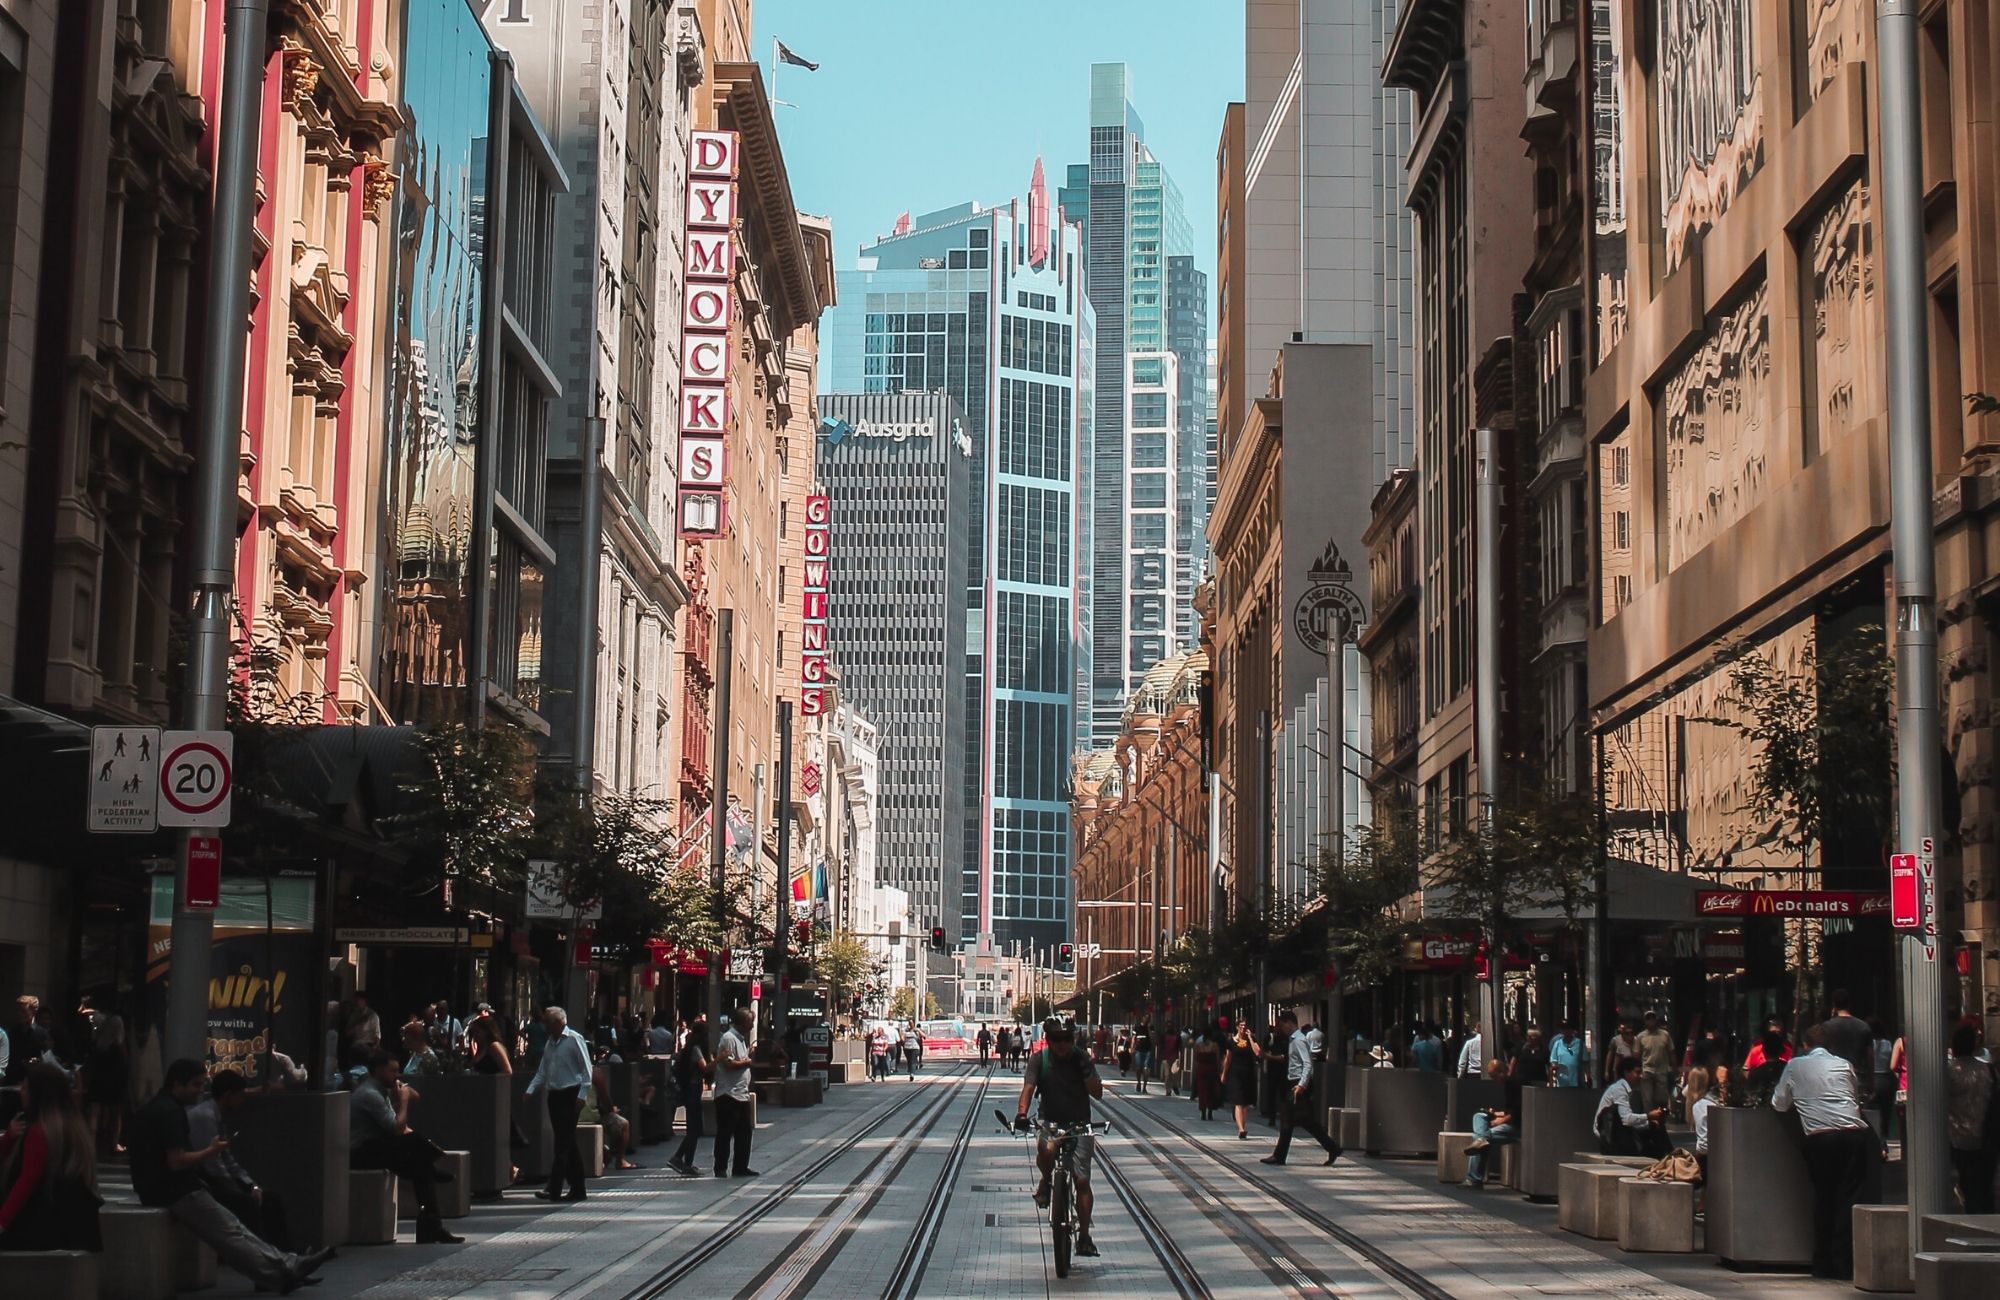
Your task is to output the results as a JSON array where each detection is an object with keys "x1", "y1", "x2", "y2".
[{"x1": 1694, "y1": 890, "x2": 1889, "y2": 918}]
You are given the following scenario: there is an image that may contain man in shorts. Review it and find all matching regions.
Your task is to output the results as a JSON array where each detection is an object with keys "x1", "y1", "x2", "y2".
[{"x1": 1015, "y1": 1018, "x2": 1105, "y2": 1257}]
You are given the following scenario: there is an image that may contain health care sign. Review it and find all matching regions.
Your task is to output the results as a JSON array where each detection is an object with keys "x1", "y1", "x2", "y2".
[
  {"x1": 801, "y1": 493, "x2": 830, "y2": 715},
  {"x1": 678, "y1": 131, "x2": 739, "y2": 540}
]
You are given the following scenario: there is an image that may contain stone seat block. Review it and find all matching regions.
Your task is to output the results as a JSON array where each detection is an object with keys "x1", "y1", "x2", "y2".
[
  {"x1": 1915, "y1": 1251, "x2": 2000, "y2": 1300},
  {"x1": 98, "y1": 1205, "x2": 172, "y2": 1300},
  {"x1": 346, "y1": 1169, "x2": 398, "y2": 1245},
  {"x1": 1918, "y1": 1214, "x2": 2000, "y2": 1254},
  {"x1": 782, "y1": 1078, "x2": 822, "y2": 1107},
  {"x1": 1334, "y1": 1107, "x2": 1361, "y2": 1150},
  {"x1": 752, "y1": 1081, "x2": 785, "y2": 1108},
  {"x1": 399, "y1": 1150, "x2": 473, "y2": 1220},
  {"x1": 0, "y1": 1250, "x2": 97, "y2": 1300},
  {"x1": 1558, "y1": 1163, "x2": 1629, "y2": 1239},
  {"x1": 1855, "y1": 1204, "x2": 1915, "y2": 1293},
  {"x1": 170, "y1": 1219, "x2": 216, "y2": 1292},
  {"x1": 1616, "y1": 1177, "x2": 1696, "y2": 1253},
  {"x1": 1572, "y1": 1151, "x2": 1652, "y2": 1167},
  {"x1": 575, "y1": 1123, "x2": 606, "y2": 1178},
  {"x1": 1436, "y1": 1131, "x2": 1476, "y2": 1183}
]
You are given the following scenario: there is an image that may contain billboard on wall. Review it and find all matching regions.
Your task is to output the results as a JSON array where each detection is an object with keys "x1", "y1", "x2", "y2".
[
  {"x1": 678, "y1": 130, "x2": 738, "y2": 540},
  {"x1": 145, "y1": 874, "x2": 320, "y2": 1076},
  {"x1": 801, "y1": 494, "x2": 830, "y2": 715}
]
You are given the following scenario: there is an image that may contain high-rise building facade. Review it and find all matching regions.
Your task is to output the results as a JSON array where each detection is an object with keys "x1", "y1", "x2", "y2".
[
  {"x1": 1067, "y1": 65, "x2": 1205, "y2": 749},
  {"x1": 815, "y1": 394, "x2": 972, "y2": 941},
  {"x1": 820, "y1": 171, "x2": 1091, "y2": 950}
]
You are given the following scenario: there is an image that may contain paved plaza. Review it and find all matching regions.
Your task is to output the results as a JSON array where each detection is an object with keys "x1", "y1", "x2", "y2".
[{"x1": 178, "y1": 1065, "x2": 1866, "y2": 1300}]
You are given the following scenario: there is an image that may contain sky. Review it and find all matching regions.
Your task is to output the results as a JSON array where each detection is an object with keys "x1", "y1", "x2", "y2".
[{"x1": 750, "y1": 0, "x2": 1246, "y2": 319}]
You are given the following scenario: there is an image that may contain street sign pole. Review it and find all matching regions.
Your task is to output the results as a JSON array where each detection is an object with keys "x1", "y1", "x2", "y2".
[
  {"x1": 707, "y1": 609, "x2": 735, "y2": 1035},
  {"x1": 168, "y1": 0, "x2": 268, "y2": 1067},
  {"x1": 1877, "y1": 0, "x2": 1953, "y2": 1244},
  {"x1": 774, "y1": 700, "x2": 794, "y2": 1029}
]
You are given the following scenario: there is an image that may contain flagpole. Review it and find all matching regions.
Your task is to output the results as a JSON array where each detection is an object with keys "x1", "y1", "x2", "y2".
[{"x1": 771, "y1": 34, "x2": 779, "y2": 112}]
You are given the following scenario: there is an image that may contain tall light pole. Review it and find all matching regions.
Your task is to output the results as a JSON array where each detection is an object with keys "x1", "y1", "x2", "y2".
[
  {"x1": 705, "y1": 610, "x2": 735, "y2": 1033},
  {"x1": 1475, "y1": 426, "x2": 1506, "y2": 1062},
  {"x1": 1876, "y1": 0, "x2": 1952, "y2": 1235},
  {"x1": 168, "y1": 0, "x2": 270, "y2": 1064}
]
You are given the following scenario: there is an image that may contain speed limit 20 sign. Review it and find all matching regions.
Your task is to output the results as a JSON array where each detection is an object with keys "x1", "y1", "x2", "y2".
[{"x1": 158, "y1": 730, "x2": 233, "y2": 828}]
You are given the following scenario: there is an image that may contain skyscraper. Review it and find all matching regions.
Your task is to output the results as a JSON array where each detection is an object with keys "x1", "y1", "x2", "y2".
[
  {"x1": 815, "y1": 394, "x2": 973, "y2": 942},
  {"x1": 820, "y1": 168, "x2": 1092, "y2": 950},
  {"x1": 1066, "y1": 64, "x2": 1204, "y2": 749}
]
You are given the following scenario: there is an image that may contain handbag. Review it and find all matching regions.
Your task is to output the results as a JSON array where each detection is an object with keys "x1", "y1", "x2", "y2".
[{"x1": 1638, "y1": 1148, "x2": 1703, "y2": 1183}]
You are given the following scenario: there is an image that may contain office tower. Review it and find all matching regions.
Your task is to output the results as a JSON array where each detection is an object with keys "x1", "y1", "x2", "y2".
[
  {"x1": 1068, "y1": 64, "x2": 1202, "y2": 749},
  {"x1": 1168, "y1": 255, "x2": 1210, "y2": 642},
  {"x1": 820, "y1": 167, "x2": 1092, "y2": 950},
  {"x1": 815, "y1": 395, "x2": 973, "y2": 942}
]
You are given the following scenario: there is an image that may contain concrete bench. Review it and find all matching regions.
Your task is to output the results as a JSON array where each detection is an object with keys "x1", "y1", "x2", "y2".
[
  {"x1": 1495, "y1": 1141, "x2": 1520, "y2": 1189},
  {"x1": 0, "y1": 1250, "x2": 97, "y2": 1299},
  {"x1": 1616, "y1": 1177, "x2": 1695, "y2": 1253},
  {"x1": 752, "y1": 1081, "x2": 785, "y2": 1109},
  {"x1": 99, "y1": 1205, "x2": 174, "y2": 1300},
  {"x1": 1324, "y1": 1107, "x2": 1361, "y2": 1151},
  {"x1": 782, "y1": 1077, "x2": 823, "y2": 1107},
  {"x1": 172, "y1": 1224, "x2": 217, "y2": 1292},
  {"x1": 346, "y1": 1169, "x2": 399, "y2": 1245},
  {"x1": 1572, "y1": 1151, "x2": 1652, "y2": 1167},
  {"x1": 399, "y1": 1149, "x2": 473, "y2": 1220},
  {"x1": 1855, "y1": 1204, "x2": 1915, "y2": 1293},
  {"x1": 1918, "y1": 1214, "x2": 2000, "y2": 1254},
  {"x1": 1915, "y1": 1251, "x2": 2000, "y2": 1300},
  {"x1": 1436, "y1": 1131, "x2": 1477, "y2": 1183},
  {"x1": 576, "y1": 1123, "x2": 606, "y2": 1178},
  {"x1": 1557, "y1": 1163, "x2": 1630, "y2": 1239}
]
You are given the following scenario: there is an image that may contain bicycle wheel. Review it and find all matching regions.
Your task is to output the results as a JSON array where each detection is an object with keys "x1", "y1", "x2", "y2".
[{"x1": 1051, "y1": 1175, "x2": 1072, "y2": 1277}]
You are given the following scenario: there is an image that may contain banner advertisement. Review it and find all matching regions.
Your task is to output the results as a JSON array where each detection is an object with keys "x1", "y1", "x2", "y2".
[{"x1": 145, "y1": 873, "x2": 320, "y2": 1076}]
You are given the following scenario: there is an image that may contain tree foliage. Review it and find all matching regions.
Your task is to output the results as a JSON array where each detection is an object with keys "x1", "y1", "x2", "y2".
[
  {"x1": 815, "y1": 933, "x2": 884, "y2": 1007},
  {"x1": 889, "y1": 986, "x2": 941, "y2": 1020},
  {"x1": 1318, "y1": 805, "x2": 1425, "y2": 993},
  {"x1": 380, "y1": 723, "x2": 537, "y2": 892}
]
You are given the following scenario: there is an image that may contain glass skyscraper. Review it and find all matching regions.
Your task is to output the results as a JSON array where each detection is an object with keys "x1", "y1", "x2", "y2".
[
  {"x1": 819, "y1": 165, "x2": 1093, "y2": 951},
  {"x1": 1065, "y1": 65, "x2": 1205, "y2": 749}
]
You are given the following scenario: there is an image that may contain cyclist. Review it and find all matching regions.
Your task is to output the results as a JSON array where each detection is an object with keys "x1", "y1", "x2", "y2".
[{"x1": 1015, "y1": 1018, "x2": 1105, "y2": 1257}]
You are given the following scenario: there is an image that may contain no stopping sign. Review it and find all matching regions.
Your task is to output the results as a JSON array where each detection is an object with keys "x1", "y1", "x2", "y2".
[{"x1": 159, "y1": 730, "x2": 233, "y2": 827}]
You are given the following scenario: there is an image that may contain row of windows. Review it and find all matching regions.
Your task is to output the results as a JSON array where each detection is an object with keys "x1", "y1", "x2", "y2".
[
  {"x1": 997, "y1": 484, "x2": 1072, "y2": 587},
  {"x1": 999, "y1": 378, "x2": 1073, "y2": 480},
  {"x1": 992, "y1": 700, "x2": 1070, "y2": 801},
  {"x1": 1001, "y1": 314, "x2": 1073, "y2": 377},
  {"x1": 993, "y1": 590, "x2": 1071, "y2": 695}
]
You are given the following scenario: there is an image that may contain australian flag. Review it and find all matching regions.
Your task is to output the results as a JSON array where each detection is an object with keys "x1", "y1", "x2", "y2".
[{"x1": 776, "y1": 40, "x2": 819, "y2": 71}]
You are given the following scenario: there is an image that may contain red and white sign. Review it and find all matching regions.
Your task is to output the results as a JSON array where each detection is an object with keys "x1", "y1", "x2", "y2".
[
  {"x1": 184, "y1": 836, "x2": 222, "y2": 909},
  {"x1": 677, "y1": 129, "x2": 738, "y2": 541},
  {"x1": 801, "y1": 493, "x2": 831, "y2": 716},
  {"x1": 1695, "y1": 890, "x2": 1890, "y2": 918},
  {"x1": 158, "y1": 730, "x2": 233, "y2": 828},
  {"x1": 1890, "y1": 853, "x2": 1921, "y2": 929},
  {"x1": 801, "y1": 761, "x2": 822, "y2": 796}
]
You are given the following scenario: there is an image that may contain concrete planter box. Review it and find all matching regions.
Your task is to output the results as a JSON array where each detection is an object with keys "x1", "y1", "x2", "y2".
[
  {"x1": 1519, "y1": 1086, "x2": 1602, "y2": 1200},
  {"x1": 1706, "y1": 1106, "x2": 1815, "y2": 1269},
  {"x1": 512, "y1": 1076, "x2": 555, "y2": 1184},
  {"x1": 227, "y1": 1089, "x2": 349, "y2": 1250},
  {"x1": 1445, "y1": 1076, "x2": 1507, "y2": 1130},
  {"x1": 407, "y1": 1072, "x2": 511, "y2": 1197},
  {"x1": 1360, "y1": 1069, "x2": 1447, "y2": 1157}
]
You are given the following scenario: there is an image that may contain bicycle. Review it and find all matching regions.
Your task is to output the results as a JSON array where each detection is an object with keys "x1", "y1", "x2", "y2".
[{"x1": 996, "y1": 1109, "x2": 1111, "y2": 1277}]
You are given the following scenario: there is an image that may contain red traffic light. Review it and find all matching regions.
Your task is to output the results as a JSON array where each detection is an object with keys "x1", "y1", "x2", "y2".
[
  {"x1": 929, "y1": 926, "x2": 946, "y2": 952},
  {"x1": 1058, "y1": 942, "x2": 1074, "y2": 963}
]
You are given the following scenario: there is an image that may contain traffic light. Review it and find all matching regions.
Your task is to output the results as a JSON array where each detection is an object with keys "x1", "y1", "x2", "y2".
[
  {"x1": 1058, "y1": 941, "x2": 1075, "y2": 966},
  {"x1": 929, "y1": 925, "x2": 947, "y2": 954}
]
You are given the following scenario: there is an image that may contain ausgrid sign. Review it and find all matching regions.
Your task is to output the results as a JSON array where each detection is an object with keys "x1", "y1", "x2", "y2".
[{"x1": 819, "y1": 415, "x2": 937, "y2": 445}]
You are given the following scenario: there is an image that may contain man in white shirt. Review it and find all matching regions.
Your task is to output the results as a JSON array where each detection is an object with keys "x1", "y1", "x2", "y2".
[
  {"x1": 525, "y1": 1006, "x2": 595, "y2": 1203},
  {"x1": 1455, "y1": 1023, "x2": 1484, "y2": 1078},
  {"x1": 1260, "y1": 1010, "x2": 1342, "y2": 1167},
  {"x1": 1773, "y1": 1034, "x2": 1880, "y2": 1281},
  {"x1": 713, "y1": 1006, "x2": 757, "y2": 1177},
  {"x1": 1596, "y1": 1055, "x2": 1667, "y2": 1157}
]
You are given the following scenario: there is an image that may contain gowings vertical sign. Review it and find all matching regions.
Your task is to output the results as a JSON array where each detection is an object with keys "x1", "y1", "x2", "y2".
[
  {"x1": 678, "y1": 130, "x2": 738, "y2": 540},
  {"x1": 801, "y1": 493, "x2": 830, "y2": 715}
]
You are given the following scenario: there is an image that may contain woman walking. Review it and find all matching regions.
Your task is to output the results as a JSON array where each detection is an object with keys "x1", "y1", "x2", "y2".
[
  {"x1": 1221, "y1": 1021, "x2": 1261, "y2": 1139},
  {"x1": 82, "y1": 1013, "x2": 129, "y2": 1156},
  {"x1": 1192, "y1": 1023, "x2": 1223, "y2": 1120},
  {"x1": 0, "y1": 1062, "x2": 103, "y2": 1251},
  {"x1": 670, "y1": 1020, "x2": 712, "y2": 1177}
]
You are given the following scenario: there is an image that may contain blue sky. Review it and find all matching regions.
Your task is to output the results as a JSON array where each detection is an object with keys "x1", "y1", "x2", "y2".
[{"x1": 751, "y1": 0, "x2": 1245, "y2": 319}]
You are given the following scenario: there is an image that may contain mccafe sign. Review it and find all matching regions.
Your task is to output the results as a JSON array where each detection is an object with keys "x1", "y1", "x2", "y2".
[
  {"x1": 1695, "y1": 890, "x2": 1891, "y2": 918},
  {"x1": 677, "y1": 130, "x2": 738, "y2": 540}
]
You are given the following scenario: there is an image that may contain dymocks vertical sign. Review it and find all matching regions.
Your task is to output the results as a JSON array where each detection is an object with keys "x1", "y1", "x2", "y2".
[
  {"x1": 678, "y1": 130, "x2": 738, "y2": 539},
  {"x1": 801, "y1": 493, "x2": 830, "y2": 715}
]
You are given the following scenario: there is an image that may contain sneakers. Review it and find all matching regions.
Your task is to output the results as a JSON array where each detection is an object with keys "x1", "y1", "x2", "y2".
[
  {"x1": 1461, "y1": 1177, "x2": 1483, "y2": 1189},
  {"x1": 1465, "y1": 1138, "x2": 1490, "y2": 1153},
  {"x1": 1075, "y1": 1234, "x2": 1100, "y2": 1257},
  {"x1": 1033, "y1": 1178, "x2": 1052, "y2": 1208}
]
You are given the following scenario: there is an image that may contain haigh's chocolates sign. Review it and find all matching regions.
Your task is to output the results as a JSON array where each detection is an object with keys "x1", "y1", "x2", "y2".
[
  {"x1": 678, "y1": 130, "x2": 738, "y2": 540},
  {"x1": 800, "y1": 493, "x2": 830, "y2": 715}
]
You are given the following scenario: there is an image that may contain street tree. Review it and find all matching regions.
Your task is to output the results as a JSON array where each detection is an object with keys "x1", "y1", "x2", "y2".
[
  {"x1": 1702, "y1": 619, "x2": 1893, "y2": 1027},
  {"x1": 816, "y1": 933, "x2": 885, "y2": 1013},
  {"x1": 890, "y1": 986, "x2": 941, "y2": 1020}
]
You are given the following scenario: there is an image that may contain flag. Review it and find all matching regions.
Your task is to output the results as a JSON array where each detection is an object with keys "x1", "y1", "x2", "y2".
[{"x1": 776, "y1": 40, "x2": 819, "y2": 71}]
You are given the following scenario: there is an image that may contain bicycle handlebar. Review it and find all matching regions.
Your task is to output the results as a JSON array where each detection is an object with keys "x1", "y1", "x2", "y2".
[{"x1": 992, "y1": 1108, "x2": 1110, "y2": 1138}]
